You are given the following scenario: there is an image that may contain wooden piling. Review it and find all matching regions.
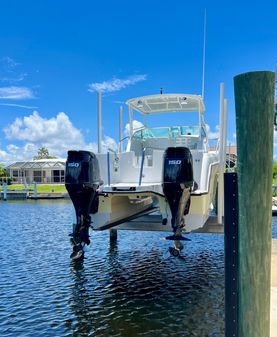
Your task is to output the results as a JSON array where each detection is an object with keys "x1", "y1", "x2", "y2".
[
  {"x1": 33, "y1": 181, "x2": 38, "y2": 199},
  {"x1": 3, "y1": 183, "x2": 7, "y2": 201},
  {"x1": 234, "y1": 71, "x2": 275, "y2": 337},
  {"x1": 109, "y1": 229, "x2": 117, "y2": 242}
]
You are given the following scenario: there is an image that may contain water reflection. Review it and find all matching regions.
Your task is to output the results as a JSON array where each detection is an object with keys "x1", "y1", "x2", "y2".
[
  {"x1": 4, "y1": 201, "x2": 276, "y2": 336},
  {"x1": 68, "y1": 232, "x2": 225, "y2": 337}
]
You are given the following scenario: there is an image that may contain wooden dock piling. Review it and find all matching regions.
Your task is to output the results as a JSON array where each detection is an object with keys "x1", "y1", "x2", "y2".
[
  {"x1": 234, "y1": 71, "x2": 275, "y2": 337},
  {"x1": 109, "y1": 229, "x2": 117, "y2": 242}
]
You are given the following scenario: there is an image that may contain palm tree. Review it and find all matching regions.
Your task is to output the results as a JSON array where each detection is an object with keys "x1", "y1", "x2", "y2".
[{"x1": 33, "y1": 147, "x2": 57, "y2": 160}]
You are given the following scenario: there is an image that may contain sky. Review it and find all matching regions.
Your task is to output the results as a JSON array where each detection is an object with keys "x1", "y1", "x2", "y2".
[{"x1": 0, "y1": 0, "x2": 276, "y2": 164}]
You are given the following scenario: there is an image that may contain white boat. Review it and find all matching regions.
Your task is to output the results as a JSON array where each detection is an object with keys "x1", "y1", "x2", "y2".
[{"x1": 65, "y1": 93, "x2": 220, "y2": 259}]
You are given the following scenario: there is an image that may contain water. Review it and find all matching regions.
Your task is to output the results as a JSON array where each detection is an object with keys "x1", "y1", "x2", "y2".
[{"x1": 0, "y1": 201, "x2": 276, "y2": 337}]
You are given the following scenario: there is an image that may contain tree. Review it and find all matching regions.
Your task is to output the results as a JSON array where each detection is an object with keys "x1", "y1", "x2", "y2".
[
  {"x1": 273, "y1": 162, "x2": 277, "y2": 183},
  {"x1": 0, "y1": 163, "x2": 6, "y2": 177},
  {"x1": 33, "y1": 147, "x2": 57, "y2": 160}
]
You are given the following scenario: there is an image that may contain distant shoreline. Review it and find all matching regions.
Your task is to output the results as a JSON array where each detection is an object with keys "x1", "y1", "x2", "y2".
[{"x1": 0, "y1": 183, "x2": 68, "y2": 200}]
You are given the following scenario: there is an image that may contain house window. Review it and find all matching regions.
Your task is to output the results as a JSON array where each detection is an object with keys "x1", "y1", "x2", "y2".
[
  {"x1": 51, "y1": 170, "x2": 65, "y2": 183},
  {"x1": 52, "y1": 170, "x2": 60, "y2": 183},
  {"x1": 33, "y1": 171, "x2": 42, "y2": 183},
  {"x1": 12, "y1": 170, "x2": 19, "y2": 177}
]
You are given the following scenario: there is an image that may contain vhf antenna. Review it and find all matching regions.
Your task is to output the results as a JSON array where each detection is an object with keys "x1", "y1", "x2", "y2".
[
  {"x1": 201, "y1": 9, "x2": 207, "y2": 100},
  {"x1": 274, "y1": 62, "x2": 277, "y2": 131}
]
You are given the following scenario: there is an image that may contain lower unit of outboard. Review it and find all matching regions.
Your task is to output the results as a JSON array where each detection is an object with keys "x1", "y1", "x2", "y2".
[
  {"x1": 163, "y1": 147, "x2": 194, "y2": 234},
  {"x1": 65, "y1": 150, "x2": 100, "y2": 259}
]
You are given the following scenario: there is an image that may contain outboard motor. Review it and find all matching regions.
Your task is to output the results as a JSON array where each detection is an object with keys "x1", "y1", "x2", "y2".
[
  {"x1": 163, "y1": 147, "x2": 193, "y2": 233},
  {"x1": 65, "y1": 150, "x2": 100, "y2": 259}
]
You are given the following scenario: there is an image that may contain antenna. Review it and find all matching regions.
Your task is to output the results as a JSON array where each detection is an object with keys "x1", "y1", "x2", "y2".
[
  {"x1": 274, "y1": 63, "x2": 277, "y2": 131},
  {"x1": 275, "y1": 62, "x2": 277, "y2": 107},
  {"x1": 201, "y1": 9, "x2": 207, "y2": 100}
]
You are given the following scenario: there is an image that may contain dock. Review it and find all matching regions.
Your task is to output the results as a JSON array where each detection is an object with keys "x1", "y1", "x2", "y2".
[
  {"x1": 272, "y1": 197, "x2": 277, "y2": 216},
  {"x1": 0, "y1": 191, "x2": 69, "y2": 200},
  {"x1": 195, "y1": 216, "x2": 277, "y2": 336},
  {"x1": 271, "y1": 239, "x2": 277, "y2": 337},
  {"x1": 0, "y1": 190, "x2": 28, "y2": 200},
  {"x1": 193, "y1": 215, "x2": 224, "y2": 233},
  {"x1": 28, "y1": 192, "x2": 69, "y2": 199}
]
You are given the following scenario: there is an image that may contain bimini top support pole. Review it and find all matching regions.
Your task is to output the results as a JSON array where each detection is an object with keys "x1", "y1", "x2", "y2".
[
  {"x1": 128, "y1": 105, "x2": 133, "y2": 137},
  {"x1": 119, "y1": 105, "x2": 123, "y2": 153},
  {"x1": 97, "y1": 92, "x2": 102, "y2": 154}
]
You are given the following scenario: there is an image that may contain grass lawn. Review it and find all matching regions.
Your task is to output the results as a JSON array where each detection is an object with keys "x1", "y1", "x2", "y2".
[{"x1": 1, "y1": 184, "x2": 67, "y2": 193}]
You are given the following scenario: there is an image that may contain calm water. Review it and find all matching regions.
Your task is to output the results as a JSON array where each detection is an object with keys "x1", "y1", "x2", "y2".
[{"x1": 0, "y1": 200, "x2": 276, "y2": 337}]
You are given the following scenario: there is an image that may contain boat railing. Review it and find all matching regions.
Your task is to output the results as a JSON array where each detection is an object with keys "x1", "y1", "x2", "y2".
[
  {"x1": 138, "y1": 148, "x2": 146, "y2": 186},
  {"x1": 107, "y1": 151, "x2": 111, "y2": 186},
  {"x1": 117, "y1": 135, "x2": 130, "y2": 153}
]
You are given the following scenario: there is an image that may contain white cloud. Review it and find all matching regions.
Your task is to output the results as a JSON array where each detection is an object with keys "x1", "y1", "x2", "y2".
[
  {"x1": 0, "y1": 111, "x2": 118, "y2": 165},
  {"x1": 0, "y1": 103, "x2": 38, "y2": 110},
  {"x1": 1, "y1": 74, "x2": 27, "y2": 83},
  {"x1": 0, "y1": 143, "x2": 38, "y2": 163},
  {"x1": 124, "y1": 120, "x2": 144, "y2": 136},
  {"x1": 88, "y1": 74, "x2": 147, "y2": 93},
  {"x1": 0, "y1": 57, "x2": 27, "y2": 83},
  {"x1": 1, "y1": 56, "x2": 18, "y2": 68},
  {"x1": 101, "y1": 136, "x2": 118, "y2": 152},
  {"x1": 206, "y1": 124, "x2": 219, "y2": 139},
  {"x1": 4, "y1": 111, "x2": 85, "y2": 151},
  {"x1": 0, "y1": 86, "x2": 34, "y2": 99},
  {"x1": 1, "y1": 57, "x2": 19, "y2": 73}
]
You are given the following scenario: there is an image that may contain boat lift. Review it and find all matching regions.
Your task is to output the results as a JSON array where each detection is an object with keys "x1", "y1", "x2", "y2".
[{"x1": 96, "y1": 71, "x2": 275, "y2": 337}]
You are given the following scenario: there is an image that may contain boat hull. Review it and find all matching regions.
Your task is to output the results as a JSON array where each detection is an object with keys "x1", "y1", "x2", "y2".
[{"x1": 91, "y1": 184, "x2": 218, "y2": 234}]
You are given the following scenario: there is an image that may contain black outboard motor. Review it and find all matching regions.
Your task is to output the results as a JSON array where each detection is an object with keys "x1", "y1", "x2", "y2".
[
  {"x1": 163, "y1": 147, "x2": 193, "y2": 232},
  {"x1": 65, "y1": 150, "x2": 101, "y2": 259}
]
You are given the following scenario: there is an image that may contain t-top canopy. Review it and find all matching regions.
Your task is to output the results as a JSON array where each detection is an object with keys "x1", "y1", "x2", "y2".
[{"x1": 126, "y1": 94, "x2": 205, "y2": 115}]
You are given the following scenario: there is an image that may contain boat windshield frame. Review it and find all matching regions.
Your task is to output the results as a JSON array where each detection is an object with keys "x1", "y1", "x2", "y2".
[
  {"x1": 132, "y1": 125, "x2": 204, "y2": 141},
  {"x1": 125, "y1": 93, "x2": 208, "y2": 150}
]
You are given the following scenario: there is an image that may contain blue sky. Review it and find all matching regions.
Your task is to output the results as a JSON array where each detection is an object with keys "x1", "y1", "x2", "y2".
[{"x1": 0, "y1": 0, "x2": 276, "y2": 163}]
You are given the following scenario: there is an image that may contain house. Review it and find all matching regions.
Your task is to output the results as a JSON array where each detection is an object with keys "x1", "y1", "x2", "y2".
[
  {"x1": 6, "y1": 159, "x2": 66, "y2": 184},
  {"x1": 209, "y1": 145, "x2": 237, "y2": 168}
]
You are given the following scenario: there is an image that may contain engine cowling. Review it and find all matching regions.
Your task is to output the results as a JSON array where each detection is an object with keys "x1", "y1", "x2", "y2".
[
  {"x1": 65, "y1": 150, "x2": 100, "y2": 246},
  {"x1": 163, "y1": 147, "x2": 193, "y2": 230}
]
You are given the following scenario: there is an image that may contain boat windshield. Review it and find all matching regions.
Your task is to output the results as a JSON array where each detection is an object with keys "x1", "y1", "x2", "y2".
[{"x1": 132, "y1": 126, "x2": 200, "y2": 140}]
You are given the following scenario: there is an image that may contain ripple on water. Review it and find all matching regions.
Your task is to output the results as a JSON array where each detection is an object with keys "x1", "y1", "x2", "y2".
[{"x1": 0, "y1": 199, "x2": 257, "y2": 337}]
